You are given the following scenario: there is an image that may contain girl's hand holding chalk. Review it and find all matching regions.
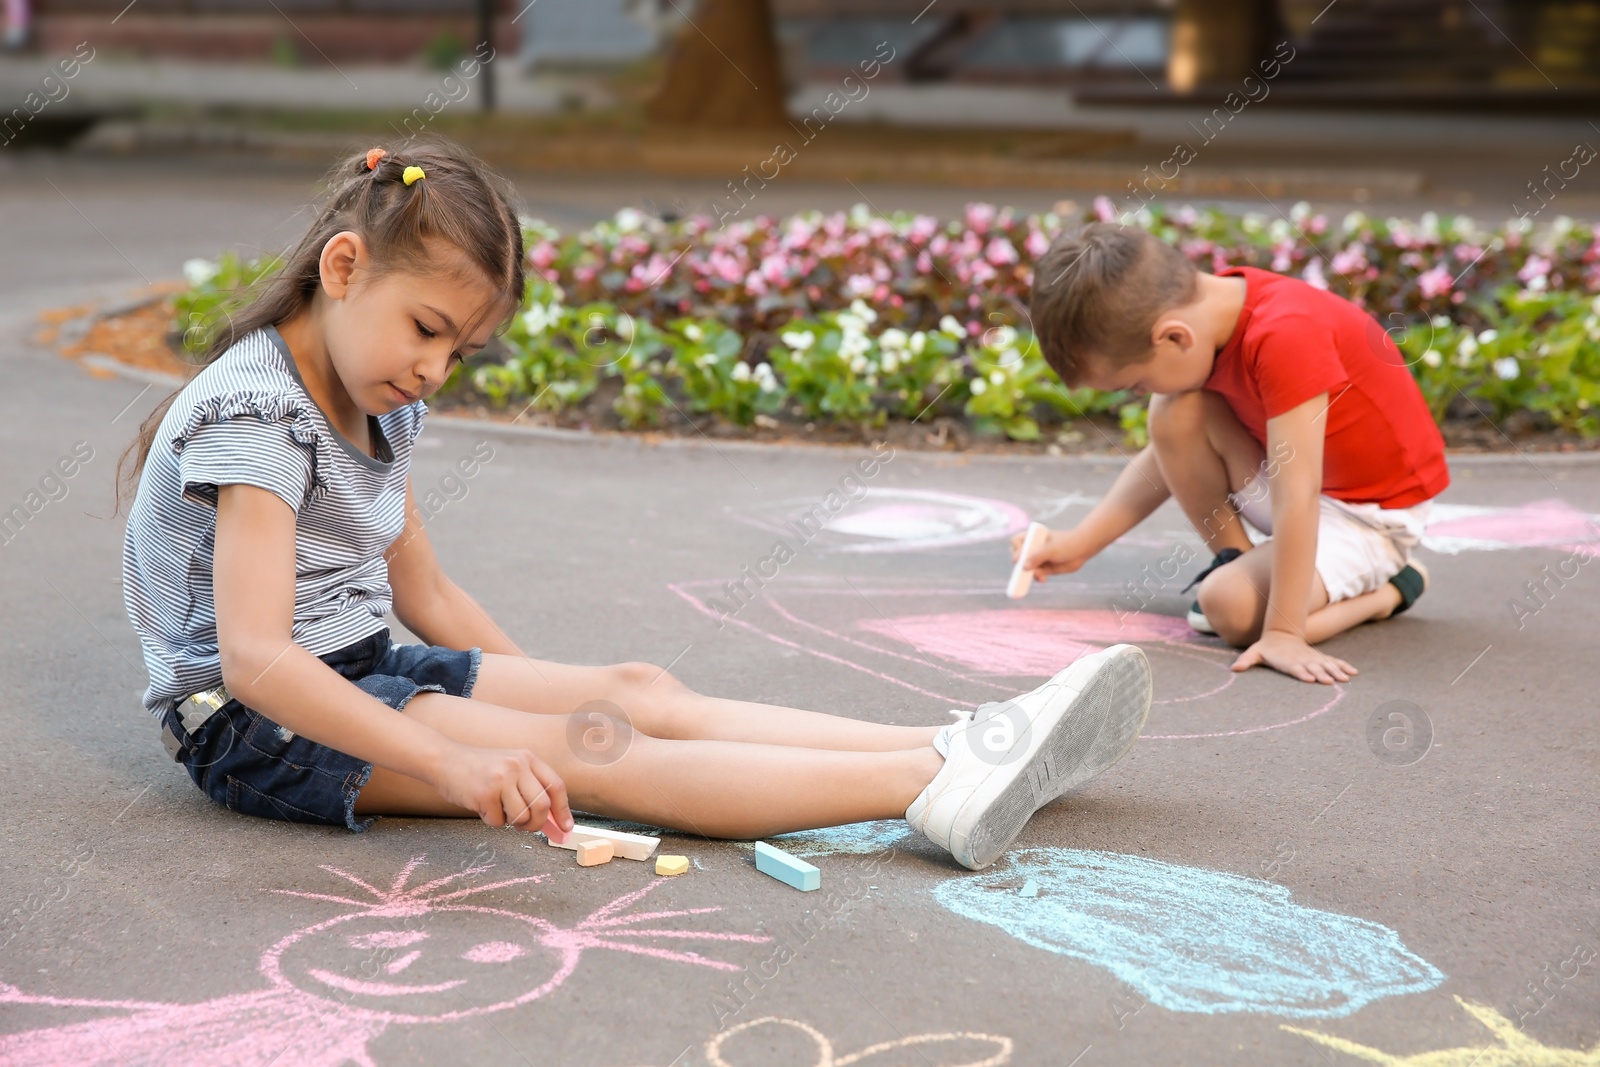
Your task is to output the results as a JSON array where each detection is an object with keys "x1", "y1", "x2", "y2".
[
  {"x1": 433, "y1": 742, "x2": 574, "y2": 833},
  {"x1": 1007, "y1": 522, "x2": 1049, "y2": 599}
]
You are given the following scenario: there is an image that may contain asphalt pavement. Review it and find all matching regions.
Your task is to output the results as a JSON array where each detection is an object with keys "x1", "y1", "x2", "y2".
[{"x1": 1, "y1": 157, "x2": 1597, "y2": 1067}]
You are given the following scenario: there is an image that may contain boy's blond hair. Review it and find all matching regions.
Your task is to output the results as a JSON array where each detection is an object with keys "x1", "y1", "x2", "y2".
[{"x1": 1030, "y1": 223, "x2": 1199, "y2": 387}]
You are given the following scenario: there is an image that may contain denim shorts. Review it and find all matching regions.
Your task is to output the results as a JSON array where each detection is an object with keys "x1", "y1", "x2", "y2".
[{"x1": 164, "y1": 628, "x2": 481, "y2": 833}]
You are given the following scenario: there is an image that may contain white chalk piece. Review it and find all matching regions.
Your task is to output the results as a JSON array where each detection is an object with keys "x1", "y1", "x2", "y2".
[
  {"x1": 543, "y1": 822, "x2": 660, "y2": 861},
  {"x1": 1007, "y1": 522, "x2": 1048, "y2": 599}
]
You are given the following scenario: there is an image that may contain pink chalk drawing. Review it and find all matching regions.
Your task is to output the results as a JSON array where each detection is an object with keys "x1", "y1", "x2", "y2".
[
  {"x1": 1423, "y1": 498, "x2": 1600, "y2": 557},
  {"x1": 670, "y1": 577, "x2": 1344, "y2": 743},
  {"x1": 732, "y1": 489, "x2": 1029, "y2": 554},
  {"x1": 0, "y1": 854, "x2": 769, "y2": 1067}
]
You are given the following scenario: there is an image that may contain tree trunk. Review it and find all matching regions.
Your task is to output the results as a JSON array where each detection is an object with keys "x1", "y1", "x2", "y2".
[
  {"x1": 647, "y1": 0, "x2": 789, "y2": 130},
  {"x1": 1168, "y1": 0, "x2": 1283, "y2": 92}
]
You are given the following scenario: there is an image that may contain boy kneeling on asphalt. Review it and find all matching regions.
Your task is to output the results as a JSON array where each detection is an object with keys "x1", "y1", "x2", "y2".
[{"x1": 1014, "y1": 223, "x2": 1449, "y2": 685}]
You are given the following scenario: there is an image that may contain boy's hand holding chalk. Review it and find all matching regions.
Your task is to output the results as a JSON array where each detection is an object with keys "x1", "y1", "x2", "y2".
[
  {"x1": 1008, "y1": 522, "x2": 1101, "y2": 594},
  {"x1": 1007, "y1": 522, "x2": 1048, "y2": 599}
]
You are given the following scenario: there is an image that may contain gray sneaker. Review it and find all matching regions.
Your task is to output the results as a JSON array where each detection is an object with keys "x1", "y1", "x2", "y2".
[{"x1": 905, "y1": 644, "x2": 1152, "y2": 871}]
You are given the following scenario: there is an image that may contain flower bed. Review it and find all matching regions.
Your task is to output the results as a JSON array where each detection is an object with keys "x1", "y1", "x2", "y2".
[{"x1": 175, "y1": 200, "x2": 1600, "y2": 445}]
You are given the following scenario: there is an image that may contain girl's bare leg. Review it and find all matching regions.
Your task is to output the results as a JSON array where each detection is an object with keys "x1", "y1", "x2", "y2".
[
  {"x1": 354, "y1": 693, "x2": 945, "y2": 839},
  {"x1": 469, "y1": 653, "x2": 945, "y2": 752}
]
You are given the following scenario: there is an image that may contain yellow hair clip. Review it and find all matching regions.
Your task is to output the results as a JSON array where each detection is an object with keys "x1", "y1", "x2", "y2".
[{"x1": 402, "y1": 165, "x2": 426, "y2": 187}]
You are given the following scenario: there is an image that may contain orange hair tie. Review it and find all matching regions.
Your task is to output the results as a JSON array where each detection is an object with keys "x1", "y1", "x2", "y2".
[{"x1": 364, "y1": 147, "x2": 388, "y2": 171}]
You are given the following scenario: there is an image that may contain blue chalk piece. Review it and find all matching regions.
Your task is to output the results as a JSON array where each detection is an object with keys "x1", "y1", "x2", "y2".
[
  {"x1": 755, "y1": 841, "x2": 821, "y2": 892},
  {"x1": 1019, "y1": 879, "x2": 1040, "y2": 897}
]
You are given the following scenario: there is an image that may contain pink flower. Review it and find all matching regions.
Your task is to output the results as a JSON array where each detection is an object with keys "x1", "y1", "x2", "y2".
[
  {"x1": 1518, "y1": 254, "x2": 1553, "y2": 284},
  {"x1": 1093, "y1": 196, "x2": 1117, "y2": 222},
  {"x1": 1417, "y1": 265, "x2": 1453, "y2": 299},
  {"x1": 1330, "y1": 245, "x2": 1367, "y2": 275},
  {"x1": 966, "y1": 203, "x2": 997, "y2": 234},
  {"x1": 1025, "y1": 229, "x2": 1051, "y2": 258},
  {"x1": 985, "y1": 237, "x2": 1020, "y2": 266},
  {"x1": 1302, "y1": 258, "x2": 1329, "y2": 290}
]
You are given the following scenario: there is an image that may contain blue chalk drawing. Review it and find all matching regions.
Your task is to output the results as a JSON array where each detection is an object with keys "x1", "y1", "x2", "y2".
[
  {"x1": 931, "y1": 848, "x2": 1444, "y2": 1019},
  {"x1": 733, "y1": 821, "x2": 912, "y2": 858}
]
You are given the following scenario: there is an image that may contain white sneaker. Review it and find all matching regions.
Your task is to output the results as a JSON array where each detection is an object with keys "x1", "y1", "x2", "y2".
[{"x1": 906, "y1": 644, "x2": 1152, "y2": 871}]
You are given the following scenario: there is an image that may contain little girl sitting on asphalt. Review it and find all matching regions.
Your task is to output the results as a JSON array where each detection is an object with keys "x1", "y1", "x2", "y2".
[{"x1": 117, "y1": 140, "x2": 1153, "y2": 871}]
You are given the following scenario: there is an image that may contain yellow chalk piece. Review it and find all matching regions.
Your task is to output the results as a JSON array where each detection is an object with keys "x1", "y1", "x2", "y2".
[
  {"x1": 576, "y1": 839, "x2": 613, "y2": 867},
  {"x1": 655, "y1": 855, "x2": 689, "y2": 877},
  {"x1": 402, "y1": 165, "x2": 426, "y2": 186}
]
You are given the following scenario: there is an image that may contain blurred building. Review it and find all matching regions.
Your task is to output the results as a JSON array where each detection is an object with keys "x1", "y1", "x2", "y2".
[{"x1": 16, "y1": 0, "x2": 1600, "y2": 106}]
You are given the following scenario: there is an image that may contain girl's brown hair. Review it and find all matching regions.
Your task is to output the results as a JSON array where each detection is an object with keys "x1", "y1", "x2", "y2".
[{"x1": 114, "y1": 139, "x2": 526, "y2": 514}]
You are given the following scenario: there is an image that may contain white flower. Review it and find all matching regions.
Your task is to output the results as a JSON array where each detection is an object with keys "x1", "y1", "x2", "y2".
[
  {"x1": 1493, "y1": 356, "x2": 1520, "y2": 381},
  {"x1": 684, "y1": 323, "x2": 704, "y2": 342},
  {"x1": 183, "y1": 258, "x2": 220, "y2": 287},
  {"x1": 849, "y1": 298, "x2": 879, "y2": 324},
  {"x1": 1290, "y1": 201, "x2": 1312, "y2": 224},
  {"x1": 1268, "y1": 218, "x2": 1291, "y2": 243},
  {"x1": 754, "y1": 363, "x2": 778, "y2": 393},
  {"x1": 969, "y1": 377, "x2": 987, "y2": 395},
  {"x1": 988, "y1": 370, "x2": 1005, "y2": 386},
  {"x1": 1341, "y1": 210, "x2": 1367, "y2": 234},
  {"x1": 1421, "y1": 349, "x2": 1442, "y2": 368},
  {"x1": 614, "y1": 207, "x2": 644, "y2": 233},
  {"x1": 1241, "y1": 212, "x2": 1265, "y2": 234},
  {"x1": 909, "y1": 331, "x2": 927, "y2": 355},
  {"x1": 1454, "y1": 334, "x2": 1478, "y2": 367},
  {"x1": 522, "y1": 303, "x2": 557, "y2": 336},
  {"x1": 1477, "y1": 329, "x2": 1498, "y2": 344},
  {"x1": 837, "y1": 312, "x2": 868, "y2": 335},
  {"x1": 781, "y1": 330, "x2": 815, "y2": 351},
  {"x1": 880, "y1": 328, "x2": 908, "y2": 351},
  {"x1": 849, "y1": 354, "x2": 869, "y2": 374},
  {"x1": 695, "y1": 353, "x2": 717, "y2": 369},
  {"x1": 881, "y1": 352, "x2": 900, "y2": 373},
  {"x1": 839, "y1": 332, "x2": 871, "y2": 359},
  {"x1": 731, "y1": 362, "x2": 751, "y2": 381},
  {"x1": 616, "y1": 313, "x2": 635, "y2": 342},
  {"x1": 1431, "y1": 315, "x2": 1452, "y2": 329},
  {"x1": 940, "y1": 315, "x2": 964, "y2": 338}
]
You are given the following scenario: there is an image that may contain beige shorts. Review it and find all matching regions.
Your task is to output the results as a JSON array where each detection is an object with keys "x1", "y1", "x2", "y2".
[{"x1": 1229, "y1": 472, "x2": 1432, "y2": 604}]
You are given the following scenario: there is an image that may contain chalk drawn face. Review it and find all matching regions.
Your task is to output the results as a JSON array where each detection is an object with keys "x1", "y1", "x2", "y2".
[
  {"x1": 266, "y1": 906, "x2": 573, "y2": 1020},
  {"x1": 932, "y1": 848, "x2": 1444, "y2": 1019}
]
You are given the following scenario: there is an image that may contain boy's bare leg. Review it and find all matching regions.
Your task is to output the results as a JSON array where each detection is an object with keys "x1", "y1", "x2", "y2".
[
  {"x1": 354, "y1": 693, "x2": 945, "y2": 839},
  {"x1": 470, "y1": 654, "x2": 944, "y2": 752},
  {"x1": 1198, "y1": 540, "x2": 1407, "y2": 647},
  {"x1": 1147, "y1": 390, "x2": 1267, "y2": 555}
]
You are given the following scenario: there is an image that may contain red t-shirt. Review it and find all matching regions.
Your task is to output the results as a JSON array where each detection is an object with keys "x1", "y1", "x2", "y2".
[{"x1": 1204, "y1": 267, "x2": 1450, "y2": 509}]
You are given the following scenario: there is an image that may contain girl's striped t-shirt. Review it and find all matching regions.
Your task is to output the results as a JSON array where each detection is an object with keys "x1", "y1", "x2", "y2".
[{"x1": 122, "y1": 325, "x2": 424, "y2": 720}]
